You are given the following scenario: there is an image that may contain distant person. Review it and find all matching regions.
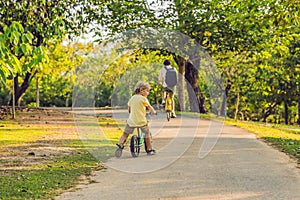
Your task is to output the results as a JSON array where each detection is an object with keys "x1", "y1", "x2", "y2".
[
  {"x1": 115, "y1": 81, "x2": 157, "y2": 157},
  {"x1": 165, "y1": 91, "x2": 173, "y2": 112},
  {"x1": 158, "y1": 60, "x2": 177, "y2": 118}
]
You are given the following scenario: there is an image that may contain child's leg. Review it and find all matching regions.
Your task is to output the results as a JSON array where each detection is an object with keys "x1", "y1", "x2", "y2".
[
  {"x1": 117, "y1": 133, "x2": 129, "y2": 148},
  {"x1": 161, "y1": 90, "x2": 166, "y2": 104},
  {"x1": 117, "y1": 124, "x2": 133, "y2": 148},
  {"x1": 141, "y1": 126, "x2": 153, "y2": 151},
  {"x1": 171, "y1": 98, "x2": 176, "y2": 117},
  {"x1": 145, "y1": 136, "x2": 152, "y2": 151},
  {"x1": 115, "y1": 125, "x2": 133, "y2": 158},
  {"x1": 145, "y1": 135, "x2": 156, "y2": 155}
]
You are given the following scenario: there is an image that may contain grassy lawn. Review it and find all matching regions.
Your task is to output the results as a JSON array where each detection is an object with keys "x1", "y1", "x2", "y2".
[
  {"x1": 0, "y1": 110, "x2": 122, "y2": 200},
  {"x1": 0, "y1": 151, "x2": 99, "y2": 200},
  {"x1": 0, "y1": 109, "x2": 299, "y2": 199}
]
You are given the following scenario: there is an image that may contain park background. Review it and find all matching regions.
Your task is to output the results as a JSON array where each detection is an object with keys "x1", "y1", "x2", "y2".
[
  {"x1": 0, "y1": 1, "x2": 299, "y2": 199},
  {"x1": 0, "y1": 0, "x2": 299, "y2": 124}
]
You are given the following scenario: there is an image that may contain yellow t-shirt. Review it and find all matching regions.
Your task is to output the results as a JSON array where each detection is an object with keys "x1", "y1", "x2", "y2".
[{"x1": 127, "y1": 94, "x2": 150, "y2": 127}]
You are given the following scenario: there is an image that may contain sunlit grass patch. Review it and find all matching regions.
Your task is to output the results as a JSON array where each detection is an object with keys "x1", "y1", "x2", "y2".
[
  {"x1": 0, "y1": 152, "x2": 101, "y2": 200},
  {"x1": 226, "y1": 120, "x2": 300, "y2": 140},
  {"x1": 0, "y1": 120, "x2": 19, "y2": 126},
  {"x1": 65, "y1": 117, "x2": 125, "y2": 162},
  {"x1": 97, "y1": 117, "x2": 125, "y2": 142},
  {"x1": 0, "y1": 118, "x2": 103, "y2": 200},
  {"x1": 0, "y1": 123, "x2": 76, "y2": 146}
]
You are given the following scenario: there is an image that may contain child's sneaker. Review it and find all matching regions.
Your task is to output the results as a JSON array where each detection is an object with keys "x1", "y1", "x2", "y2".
[
  {"x1": 147, "y1": 149, "x2": 156, "y2": 156},
  {"x1": 115, "y1": 144, "x2": 124, "y2": 158}
]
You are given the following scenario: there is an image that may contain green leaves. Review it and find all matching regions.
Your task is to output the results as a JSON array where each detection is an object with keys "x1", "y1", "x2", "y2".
[
  {"x1": 0, "y1": 0, "x2": 109, "y2": 104},
  {"x1": 0, "y1": 22, "x2": 49, "y2": 81},
  {"x1": 0, "y1": 23, "x2": 24, "y2": 81}
]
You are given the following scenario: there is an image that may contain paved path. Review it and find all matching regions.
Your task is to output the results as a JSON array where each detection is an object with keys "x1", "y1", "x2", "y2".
[{"x1": 57, "y1": 112, "x2": 300, "y2": 200}]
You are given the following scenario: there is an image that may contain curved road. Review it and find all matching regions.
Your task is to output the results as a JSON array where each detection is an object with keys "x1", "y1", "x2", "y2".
[{"x1": 57, "y1": 111, "x2": 300, "y2": 200}]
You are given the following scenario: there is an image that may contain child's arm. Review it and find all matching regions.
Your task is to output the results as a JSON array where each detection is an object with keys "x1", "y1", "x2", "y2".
[{"x1": 147, "y1": 104, "x2": 157, "y2": 115}]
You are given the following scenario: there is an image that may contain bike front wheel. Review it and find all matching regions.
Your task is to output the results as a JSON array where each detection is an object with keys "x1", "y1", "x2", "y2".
[{"x1": 130, "y1": 135, "x2": 140, "y2": 157}]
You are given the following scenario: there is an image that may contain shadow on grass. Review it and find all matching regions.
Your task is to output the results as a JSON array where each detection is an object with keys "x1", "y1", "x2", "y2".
[{"x1": 0, "y1": 138, "x2": 113, "y2": 200}]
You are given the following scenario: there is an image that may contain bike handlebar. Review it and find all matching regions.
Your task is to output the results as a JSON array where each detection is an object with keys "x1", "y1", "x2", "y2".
[{"x1": 146, "y1": 112, "x2": 157, "y2": 116}]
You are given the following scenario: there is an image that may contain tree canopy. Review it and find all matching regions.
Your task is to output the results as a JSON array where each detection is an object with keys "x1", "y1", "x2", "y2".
[
  {"x1": 0, "y1": 0, "x2": 101, "y2": 105},
  {"x1": 0, "y1": 0, "x2": 299, "y2": 124},
  {"x1": 92, "y1": 0, "x2": 298, "y2": 118}
]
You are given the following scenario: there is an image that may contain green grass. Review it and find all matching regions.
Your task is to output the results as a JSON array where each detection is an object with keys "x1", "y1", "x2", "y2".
[
  {"x1": 0, "y1": 128, "x2": 59, "y2": 146},
  {"x1": 0, "y1": 118, "x2": 112, "y2": 200},
  {"x1": 1, "y1": 111, "x2": 299, "y2": 200},
  {"x1": 97, "y1": 116, "x2": 125, "y2": 142},
  {"x1": 0, "y1": 152, "x2": 101, "y2": 200}
]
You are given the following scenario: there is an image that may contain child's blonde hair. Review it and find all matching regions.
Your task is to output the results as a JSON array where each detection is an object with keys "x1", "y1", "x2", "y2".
[{"x1": 134, "y1": 81, "x2": 150, "y2": 94}]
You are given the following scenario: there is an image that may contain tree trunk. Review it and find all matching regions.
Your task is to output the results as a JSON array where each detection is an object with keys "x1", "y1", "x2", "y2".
[
  {"x1": 174, "y1": 56, "x2": 185, "y2": 111},
  {"x1": 185, "y1": 62, "x2": 207, "y2": 113},
  {"x1": 234, "y1": 92, "x2": 240, "y2": 120},
  {"x1": 284, "y1": 101, "x2": 289, "y2": 125},
  {"x1": 36, "y1": 77, "x2": 40, "y2": 108},
  {"x1": 262, "y1": 103, "x2": 277, "y2": 123},
  {"x1": 10, "y1": 72, "x2": 33, "y2": 106},
  {"x1": 298, "y1": 98, "x2": 300, "y2": 125},
  {"x1": 220, "y1": 81, "x2": 231, "y2": 116},
  {"x1": 12, "y1": 78, "x2": 15, "y2": 119}
]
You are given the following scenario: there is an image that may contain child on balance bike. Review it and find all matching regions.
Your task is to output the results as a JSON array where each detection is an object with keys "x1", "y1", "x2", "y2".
[{"x1": 115, "y1": 81, "x2": 157, "y2": 157}]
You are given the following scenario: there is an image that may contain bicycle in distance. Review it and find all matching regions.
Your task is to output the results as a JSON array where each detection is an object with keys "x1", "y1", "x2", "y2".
[{"x1": 164, "y1": 88, "x2": 175, "y2": 121}]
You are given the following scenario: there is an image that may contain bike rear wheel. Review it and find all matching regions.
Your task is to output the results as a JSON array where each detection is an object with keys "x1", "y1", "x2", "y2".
[
  {"x1": 130, "y1": 135, "x2": 140, "y2": 157},
  {"x1": 166, "y1": 111, "x2": 171, "y2": 121}
]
